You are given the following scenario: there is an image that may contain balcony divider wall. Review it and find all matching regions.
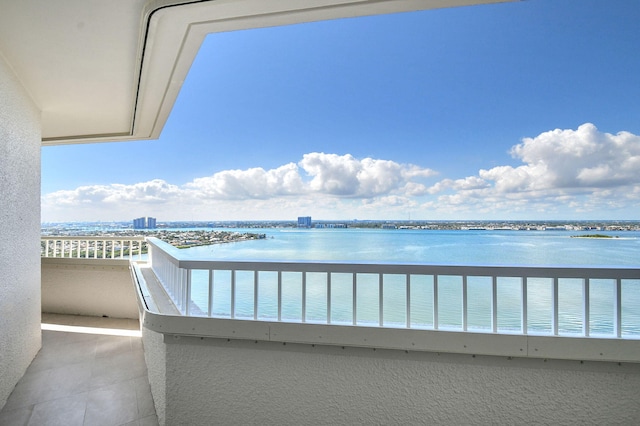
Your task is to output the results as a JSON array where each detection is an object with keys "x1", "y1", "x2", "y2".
[{"x1": 0, "y1": 54, "x2": 42, "y2": 410}]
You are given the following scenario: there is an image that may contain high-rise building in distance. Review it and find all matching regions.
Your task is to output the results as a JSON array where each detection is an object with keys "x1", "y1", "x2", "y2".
[
  {"x1": 297, "y1": 216, "x2": 312, "y2": 228},
  {"x1": 133, "y1": 217, "x2": 157, "y2": 229}
]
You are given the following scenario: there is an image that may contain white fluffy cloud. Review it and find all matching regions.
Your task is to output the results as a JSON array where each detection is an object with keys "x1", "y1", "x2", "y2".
[
  {"x1": 179, "y1": 154, "x2": 437, "y2": 201},
  {"x1": 43, "y1": 179, "x2": 183, "y2": 206},
  {"x1": 481, "y1": 123, "x2": 640, "y2": 192},
  {"x1": 42, "y1": 153, "x2": 436, "y2": 221},
  {"x1": 186, "y1": 163, "x2": 304, "y2": 199},
  {"x1": 425, "y1": 123, "x2": 640, "y2": 217},
  {"x1": 299, "y1": 153, "x2": 436, "y2": 197},
  {"x1": 41, "y1": 126, "x2": 640, "y2": 221}
]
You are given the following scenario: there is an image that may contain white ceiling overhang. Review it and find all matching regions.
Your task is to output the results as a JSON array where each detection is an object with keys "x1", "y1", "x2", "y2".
[{"x1": 0, "y1": 0, "x2": 515, "y2": 146}]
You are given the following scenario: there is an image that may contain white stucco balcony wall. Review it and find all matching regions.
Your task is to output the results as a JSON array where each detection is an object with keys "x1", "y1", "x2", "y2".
[
  {"x1": 0, "y1": 54, "x2": 42, "y2": 408},
  {"x1": 152, "y1": 332, "x2": 640, "y2": 425},
  {"x1": 41, "y1": 258, "x2": 139, "y2": 319}
]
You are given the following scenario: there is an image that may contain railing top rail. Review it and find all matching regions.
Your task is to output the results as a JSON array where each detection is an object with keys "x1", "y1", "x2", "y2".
[
  {"x1": 41, "y1": 235, "x2": 146, "y2": 241},
  {"x1": 145, "y1": 237, "x2": 640, "y2": 279}
]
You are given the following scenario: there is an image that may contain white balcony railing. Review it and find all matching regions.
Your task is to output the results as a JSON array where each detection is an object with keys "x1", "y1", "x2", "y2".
[
  {"x1": 145, "y1": 237, "x2": 640, "y2": 339},
  {"x1": 41, "y1": 236, "x2": 147, "y2": 260}
]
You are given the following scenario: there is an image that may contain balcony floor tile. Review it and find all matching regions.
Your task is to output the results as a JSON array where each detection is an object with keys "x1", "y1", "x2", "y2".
[{"x1": 0, "y1": 314, "x2": 158, "y2": 426}]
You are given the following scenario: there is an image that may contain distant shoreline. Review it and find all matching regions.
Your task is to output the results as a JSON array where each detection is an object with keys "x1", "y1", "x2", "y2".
[{"x1": 41, "y1": 220, "x2": 640, "y2": 233}]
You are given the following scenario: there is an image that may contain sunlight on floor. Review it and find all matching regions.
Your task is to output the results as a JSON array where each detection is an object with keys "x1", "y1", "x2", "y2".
[{"x1": 41, "y1": 323, "x2": 142, "y2": 337}]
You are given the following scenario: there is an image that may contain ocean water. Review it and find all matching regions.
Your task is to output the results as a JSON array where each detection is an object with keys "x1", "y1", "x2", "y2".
[
  {"x1": 185, "y1": 228, "x2": 640, "y2": 266},
  {"x1": 177, "y1": 228, "x2": 640, "y2": 337}
]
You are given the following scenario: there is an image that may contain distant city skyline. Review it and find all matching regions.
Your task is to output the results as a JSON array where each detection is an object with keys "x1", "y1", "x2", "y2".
[{"x1": 41, "y1": 0, "x2": 640, "y2": 222}]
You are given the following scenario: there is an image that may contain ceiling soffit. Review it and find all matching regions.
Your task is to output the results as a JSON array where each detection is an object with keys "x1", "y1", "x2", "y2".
[{"x1": 0, "y1": 0, "x2": 513, "y2": 145}]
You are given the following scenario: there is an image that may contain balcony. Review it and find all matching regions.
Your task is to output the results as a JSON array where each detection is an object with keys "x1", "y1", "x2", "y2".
[{"x1": 34, "y1": 235, "x2": 640, "y2": 425}]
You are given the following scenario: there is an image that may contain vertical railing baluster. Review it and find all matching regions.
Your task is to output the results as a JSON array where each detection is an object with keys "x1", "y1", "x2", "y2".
[
  {"x1": 278, "y1": 271, "x2": 282, "y2": 322},
  {"x1": 178, "y1": 265, "x2": 182, "y2": 309},
  {"x1": 175, "y1": 262, "x2": 179, "y2": 305},
  {"x1": 170, "y1": 262, "x2": 175, "y2": 304},
  {"x1": 583, "y1": 278, "x2": 590, "y2": 337},
  {"x1": 254, "y1": 270, "x2": 259, "y2": 320},
  {"x1": 492, "y1": 275, "x2": 498, "y2": 333},
  {"x1": 174, "y1": 265, "x2": 179, "y2": 310},
  {"x1": 379, "y1": 273, "x2": 384, "y2": 327},
  {"x1": 302, "y1": 272, "x2": 307, "y2": 323},
  {"x1": 522, "y1": 277, "x2": 528, "y2": 335},
  {"x1": 185, "y1": 269, "x2": 191, "y2": 316},
  {"x1": 231, "y1": 270, "x2": 236, "y2": 319},
  {"x1": 352, "y1": 273, "x2": 357, "y2": 326},
  {"x1": 462, "y1": 275, "x2": 468, "y2": 332},
  {"x1": 615, "y1": 278, "x2": 622, "y2": 338},
  {"x1": 433, "y1": 275, "x2": 439, "y2": 330},
  {"x1": 327, "y1": 273, "x2": 332, "y2": 324},
  {"x1": 175, "y1": 263, "x2": 180, "y2": 308},
  {"x1": 406, "y1": 274, "x2": 411, "y2": 328},
  {"x1": 208, "y1": 269, "x2": 214, "y2": 317},
  {"x1": 552, "y1": 277, "x2": 559, "y2": 336}
]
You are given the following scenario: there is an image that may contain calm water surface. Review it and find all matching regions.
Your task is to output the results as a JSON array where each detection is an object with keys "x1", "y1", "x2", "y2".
[
  {"x1": 186, "y1": 228, "x2": 640, "y2": 266},
  {"x1": 180, "y1": 228, "x2": 640, "y2": 336}
]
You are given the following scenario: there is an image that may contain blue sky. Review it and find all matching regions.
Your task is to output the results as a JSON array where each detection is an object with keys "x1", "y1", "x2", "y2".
[{"x1": 42, "y1": 0, "x2": 640, "y2": 222}]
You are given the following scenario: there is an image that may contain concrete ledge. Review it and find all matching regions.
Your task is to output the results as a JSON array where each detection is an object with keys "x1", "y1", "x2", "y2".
[{"x1": 41, "y1": 257, "x2": 130, "y2": 268}]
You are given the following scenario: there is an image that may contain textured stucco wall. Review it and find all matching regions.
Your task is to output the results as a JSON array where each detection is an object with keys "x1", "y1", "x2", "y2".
[
  {"x1": 42, "y1": 259, "x2": 139, "y2": 319},
  {"x1": 142, "y1": 327, "x2": 167, "y2": 425},
  {"x1": 159, "y1": 337, "x2": 640, "y2": 426},
  {"x1": 0, "y1": 53, "x2": 42, "y2": 409}
]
